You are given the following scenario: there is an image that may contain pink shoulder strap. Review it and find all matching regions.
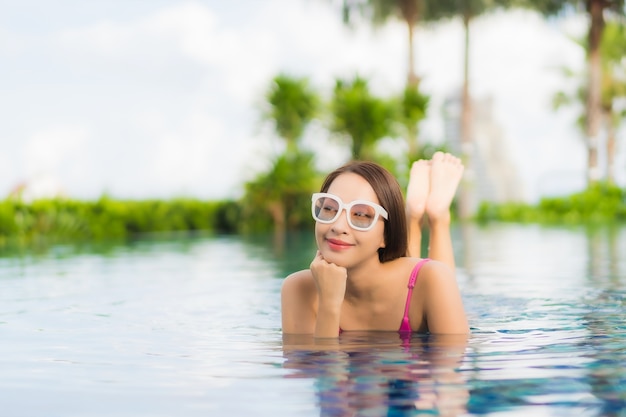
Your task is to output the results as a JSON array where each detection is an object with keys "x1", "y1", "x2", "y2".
[
  {"x1": 408, "y1": 258, "x2": 430, "y2": 289},
  {"x1": 399, "y1": 258, "x2": 431, "y2": 333}
]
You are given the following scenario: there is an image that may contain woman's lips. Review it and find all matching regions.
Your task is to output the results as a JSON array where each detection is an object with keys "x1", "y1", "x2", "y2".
[{"x1": 326, "y1": 238, "x2": 354, "y2": 250}]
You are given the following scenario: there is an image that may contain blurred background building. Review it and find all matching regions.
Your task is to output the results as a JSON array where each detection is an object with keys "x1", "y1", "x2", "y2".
[{"x1": 444, "y1": 93, "x2": 526, "y2": 213}]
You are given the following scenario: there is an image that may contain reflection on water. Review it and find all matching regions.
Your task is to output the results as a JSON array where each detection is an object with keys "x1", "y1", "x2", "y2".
[
  {"x1": 0, "y1": 224, "x2": 625, "y2": 416},
  {"x1": 283, "y1": 332, "x2": 469, "y2": 417}
]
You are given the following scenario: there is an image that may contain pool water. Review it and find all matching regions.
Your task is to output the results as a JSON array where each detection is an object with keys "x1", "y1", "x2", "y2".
[{"x1": 1, "y1": 223, "x2": 625, "y2": 416}]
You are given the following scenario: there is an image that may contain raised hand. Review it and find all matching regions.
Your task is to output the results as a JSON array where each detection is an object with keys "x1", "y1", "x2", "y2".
[
  {"x1": 310, "y1": 251, "x2": 347, "y2": 337},
  {"x1": 310, "y1": 250, "x2": 347, "y2": 306}
]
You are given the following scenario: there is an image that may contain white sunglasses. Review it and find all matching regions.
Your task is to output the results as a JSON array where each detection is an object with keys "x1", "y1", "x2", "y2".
[{"x1": 311, "y1": 192, "x2": 388, "y2": 232}]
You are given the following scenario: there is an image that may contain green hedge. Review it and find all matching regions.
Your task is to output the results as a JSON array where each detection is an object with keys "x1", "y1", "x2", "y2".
[
  {"x1": 5, "y1": 182, "x2": 622, "y2": 247},
  {"x1": 475, "y1": 183, "x2": 626, "y2": 224},
  {"x1": 0, "y1": 197, "x2": 240, "y2": 246}
]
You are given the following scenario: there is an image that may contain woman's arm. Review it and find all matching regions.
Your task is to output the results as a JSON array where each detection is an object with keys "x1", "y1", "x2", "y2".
[
  {"x1": 309, "y1": 251, "x2": 347, "y2": 338},
  {"x1": 419, "y1": 261, "x2": 469, "y2": 334}
]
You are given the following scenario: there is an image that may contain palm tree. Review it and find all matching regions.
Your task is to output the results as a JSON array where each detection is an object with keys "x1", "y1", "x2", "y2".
[
  {"x1": 552, "y1": 20, "x2": 626, "y2": 183},
  {"x1": 450, "y1": 0, "x2": 514, "y2": 218},
  {"x1": 450, "y1": 0, "x2": 512, "y2": 150},
  {"x1": 263, "y1": 73, "x2": 320, "y2": 155},
  {"x1": 243, "y1": 152, "x2": 319, "y2": 235},
  {"x1": 244, "y1": 74, "x2": 321, "y2": 235},
  {"x1": 341, "y1": 0, "x2": 456, "y2": 86},
  {"x1": 523, "y1": 0, "x2": 625, "y2": 184},
  {"x1": 329, "y1": 75, "x2": 397, "y2": 160},
  {"x1": 396, "y1": 84, "x2": 429, "y2": 161},
  {"x1": 599, "y1": 21, "x2": 626, "y2": 183},
  {"x1": 338, "y1": 0, "x2": 512, "y2": 218}
]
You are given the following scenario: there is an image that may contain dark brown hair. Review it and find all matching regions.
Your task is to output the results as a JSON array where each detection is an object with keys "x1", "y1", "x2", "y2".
[{"x1": 319, "y1": 160, "x2": 407, "y2": 262}]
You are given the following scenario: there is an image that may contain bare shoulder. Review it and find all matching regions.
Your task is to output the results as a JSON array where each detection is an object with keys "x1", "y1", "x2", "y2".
[
  {"x1": 281, "y1": 269, "x2": 316, "y2": 296},
  {"x1": 411, "y1": 258, "x2": 460, "y2": 302},
  {"x1": 399, "y1": 257, "x2": 455, "y2": 284},
  {"x1": 281, "y1": 269, "x2": 318, "y2": 334},
  {"x1": 418, "y1": 259, "x2": 456, "y2": 283},
  {"x1": 281, "y1": 269, "x2": 318, "y2": 313}
]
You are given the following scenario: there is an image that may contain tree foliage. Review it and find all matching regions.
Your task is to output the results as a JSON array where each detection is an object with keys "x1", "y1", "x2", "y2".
[
  {"x1": 263, "y1": 73, "x2": 320, "y2": 153},
  {"x1": 244, "y1": 74, "x2": 322, "y2": 233},
  {"x1": 240, "y1": 151, "x2": 319, "y2": 233},
  {"x1": 395, "y1": 84, "x2": 429, "y2": 161},
  {"x1": 329, "y1": 75, "x2": 397, "y2": 160}
]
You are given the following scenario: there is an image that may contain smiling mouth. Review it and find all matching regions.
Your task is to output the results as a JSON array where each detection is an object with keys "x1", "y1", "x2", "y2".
[{"x1": 326, "y1": 238, "x2": 353, "y2": 248}]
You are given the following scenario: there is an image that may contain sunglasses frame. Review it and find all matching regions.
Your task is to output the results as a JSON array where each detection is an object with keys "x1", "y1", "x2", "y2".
[{"x1": 311, "y1": 192, "x2": 388, "y2": 231}]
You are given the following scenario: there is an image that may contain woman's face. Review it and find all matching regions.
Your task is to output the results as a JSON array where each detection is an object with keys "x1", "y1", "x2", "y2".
[{"x1": 314, "y1": 173, "x2": 386, "y2": 268}]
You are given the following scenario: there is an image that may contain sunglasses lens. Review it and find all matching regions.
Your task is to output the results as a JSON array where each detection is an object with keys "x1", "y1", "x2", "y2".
[
  {"x1": 349, "y1": 204, "x2": 376, "y2": 230},
  {"x1": 313, "y1": 196, "x2": 340, "y2": 222}
]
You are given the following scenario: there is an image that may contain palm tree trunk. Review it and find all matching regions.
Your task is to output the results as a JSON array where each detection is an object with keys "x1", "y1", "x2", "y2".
[
  {"x1": 606, "y1": 112, "x2": 616, "y2": 184},
  {"x1": 352, "y1": 137, "x2": 363, "y2": 160},
  {"x1": 406, "y1": 119, "x2": 418, "y2": 161},
  {"x1": 406, "y1": 21, "x2": 419, "y2": 86},
  {"x1": 268, "y1": 201, "x2": 286, "y2": 238},
  {"x1": 400, "y1": 0, "x2": 421, "y2": 88},
  {"x1": 586, "y1": 0, "x2": 605, "y2": 184},
  {"x1": 458, "y1": 10, "x2": 474, "y2": 219}
]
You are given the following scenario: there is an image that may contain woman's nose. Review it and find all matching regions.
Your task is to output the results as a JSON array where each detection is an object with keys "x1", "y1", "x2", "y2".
[{"x1": 331, "y1": 208, "x2": 350, "y2": 232}]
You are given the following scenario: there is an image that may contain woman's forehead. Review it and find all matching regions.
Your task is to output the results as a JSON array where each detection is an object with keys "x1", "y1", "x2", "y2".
[{"x1": 327, "y1": 173, "x2": 379, "y2": 202}]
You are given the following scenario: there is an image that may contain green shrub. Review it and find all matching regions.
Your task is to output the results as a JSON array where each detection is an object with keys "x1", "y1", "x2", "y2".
[
  {"x1": 475, "y1": 182, "x2": 626, "y2": 224},
  {"x1": 0, "y1": 197, "x2": 239, "y2": 247}
]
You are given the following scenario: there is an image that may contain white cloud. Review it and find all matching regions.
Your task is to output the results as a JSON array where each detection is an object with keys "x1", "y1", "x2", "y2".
[
  {"x1": 10, "y1": 125, "x2": 91, "y2": 200},
  {"x1": 149, "y1": 113, "x2": 226, "y2": 194},
  {"x1": 24, "y1": 125, "x2": 88, "y2": 176},
  {"x1": 55, "y1": 2, "x2": 216, "y2": 61}
]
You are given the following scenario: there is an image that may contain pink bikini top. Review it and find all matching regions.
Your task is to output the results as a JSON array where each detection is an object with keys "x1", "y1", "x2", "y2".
[{"x1": 338, "y1": 258, "x2": 431, "y2": 334}]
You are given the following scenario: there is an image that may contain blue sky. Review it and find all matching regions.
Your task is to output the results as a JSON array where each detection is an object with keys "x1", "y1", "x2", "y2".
[{"x1": 1, "y1": 0, "x2": 615, "y2": 202}]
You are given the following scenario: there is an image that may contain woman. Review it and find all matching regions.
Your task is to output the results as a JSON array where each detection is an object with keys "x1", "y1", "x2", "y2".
[{"x1": 281, "y1": 152, "x2": 468, "y2": 337}]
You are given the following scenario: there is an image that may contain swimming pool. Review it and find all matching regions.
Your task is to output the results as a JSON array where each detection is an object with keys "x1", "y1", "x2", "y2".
[{"x1": 0, "y1": 223, "x2": 625, "y2": 416}]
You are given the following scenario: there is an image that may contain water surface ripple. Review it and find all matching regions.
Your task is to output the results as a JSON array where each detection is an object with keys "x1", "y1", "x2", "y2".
[{"x1": 0, "y1": 224, "x2": 625, "y2": 416}]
